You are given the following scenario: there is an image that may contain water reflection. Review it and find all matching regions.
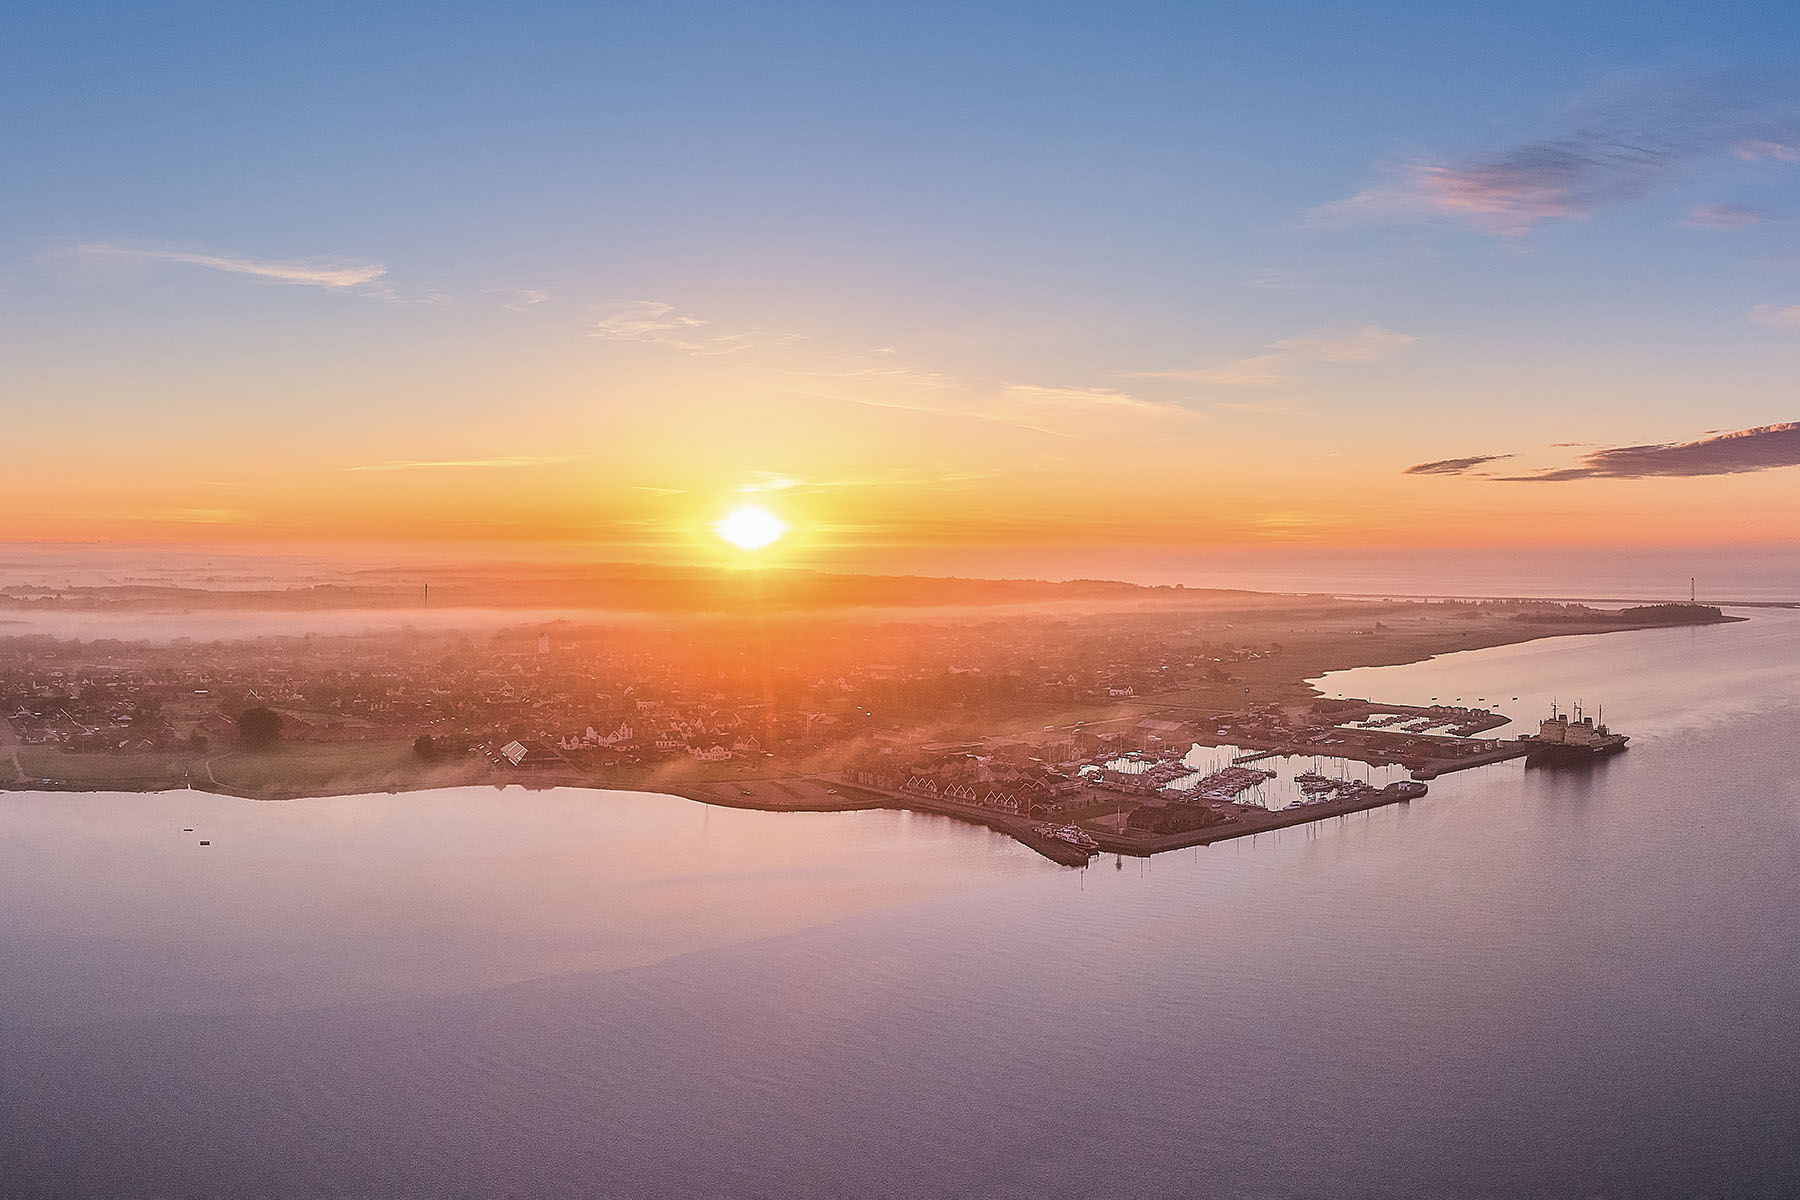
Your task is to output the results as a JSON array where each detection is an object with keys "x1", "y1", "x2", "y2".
[
  {"x1": 0, "y1": 786, "x2": 1043, "y2": 1026},
  {"x1": 1104, "y1": 741, "x2": 1411, "y2": 810},
  {"x1": 1314, "y1": 607, "x2": 1800, "y2": 743},
  {"x1": 5, "y1": 612, "x2": 1800, "y2": 1197}
]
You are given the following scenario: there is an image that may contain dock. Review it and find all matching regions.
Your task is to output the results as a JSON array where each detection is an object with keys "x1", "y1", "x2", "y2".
[
  {"x1": 814, "y1": 774, "x2": 1433, "y2": 866},
  {"x1": 1087, "y1": 779, "x2": 1430, "y2": 857},
  {"x1": 1407, "y1": 741, "x2": 1530, "y2": 779}
]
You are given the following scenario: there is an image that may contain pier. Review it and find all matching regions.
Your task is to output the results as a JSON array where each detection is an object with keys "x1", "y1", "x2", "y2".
[
  {"x1": 1086, "y1": 779, "x2": 1430, "y2": 857},
  {"x1": 1407, "y1": 741, "x2": 1530, "y2": 779},
  {"x1": 798, "y1": 773, "x2": 1432, "y2": 866}
]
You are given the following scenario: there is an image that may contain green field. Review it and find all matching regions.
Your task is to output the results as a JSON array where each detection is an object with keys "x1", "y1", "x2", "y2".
[
  {"x1": 202, "y1": 739, "x2": 504, "y2": 799},
  {"x1": 15, "y1": 746, "x2": 200, "y2": 791}
]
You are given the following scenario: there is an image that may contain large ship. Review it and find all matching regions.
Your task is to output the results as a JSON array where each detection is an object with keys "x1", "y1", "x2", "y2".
[{"x1": 1521, "y1": 703, "x2": 1629, "y2": 765}]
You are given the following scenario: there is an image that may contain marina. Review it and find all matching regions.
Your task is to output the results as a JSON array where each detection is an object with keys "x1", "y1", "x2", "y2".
[{"x1": 878, "y1": 689, "x2": 1637, "y2": 861}]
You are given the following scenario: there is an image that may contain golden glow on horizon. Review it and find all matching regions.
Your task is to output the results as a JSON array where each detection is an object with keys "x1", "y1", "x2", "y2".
[
  {"x1": 12, "y1": 353, "x2": 1800, "y2": 558},
  {"x1": 714, "y1": 505, "x2": 788, "y2": 551}
]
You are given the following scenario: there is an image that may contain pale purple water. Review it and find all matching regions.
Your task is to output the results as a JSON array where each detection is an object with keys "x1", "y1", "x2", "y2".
[{"x1": 3, "y1": 610, "x2": 1799, "y2": 1197}]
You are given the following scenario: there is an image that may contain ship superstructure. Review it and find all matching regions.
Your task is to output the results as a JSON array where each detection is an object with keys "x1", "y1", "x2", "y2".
[{"x1": 1521, "y1": 702, "x2": 1629, "y2": 764}]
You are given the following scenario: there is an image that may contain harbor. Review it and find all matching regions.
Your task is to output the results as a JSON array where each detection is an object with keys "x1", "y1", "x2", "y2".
[
  {"x1": 801, "y1": 765, "x2": 1432, "y2": 865},
  {"x1": 823, "y1": 695, "x2": 1632, "y2": 864}
]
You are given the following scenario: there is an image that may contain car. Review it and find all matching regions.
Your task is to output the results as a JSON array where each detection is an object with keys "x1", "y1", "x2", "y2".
[{"x1": 826, "y1": 788, "x2": 838, "y2": 794}]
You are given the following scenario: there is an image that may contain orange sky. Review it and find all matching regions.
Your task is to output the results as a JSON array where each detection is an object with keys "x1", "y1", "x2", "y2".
[{"x1": 9, "y1": 335, "x2": 1799, "y2": 566}]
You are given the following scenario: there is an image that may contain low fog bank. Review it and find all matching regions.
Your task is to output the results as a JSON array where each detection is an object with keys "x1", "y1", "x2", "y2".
[
  {"x1": 0, "y1": 592, "x2": 1356, "y2": 646},
  {"x1": 7, "y1": 543, "x2": 1798, "y2": 607},
  {"x1": 0, "y1": 607, "x2": 609, "y2": 643},
  {"x1": 0, "y1": 554, "x2": 1314, "y2": 643}
]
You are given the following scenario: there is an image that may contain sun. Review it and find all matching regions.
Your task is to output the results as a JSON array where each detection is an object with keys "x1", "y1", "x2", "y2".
[{"x1": 714, "y1": 504, "x2": 788, "y2": 551}]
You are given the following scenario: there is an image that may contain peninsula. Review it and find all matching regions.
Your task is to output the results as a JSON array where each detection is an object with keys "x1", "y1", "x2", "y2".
[{"x1": 0, "y1": 564, "x2": 1737, "y2": 864}]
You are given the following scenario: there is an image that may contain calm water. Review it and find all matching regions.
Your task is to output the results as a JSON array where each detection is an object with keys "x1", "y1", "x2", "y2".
[{"x1": 4, "y1": 612, "x2": 1800, "y2": 1197}]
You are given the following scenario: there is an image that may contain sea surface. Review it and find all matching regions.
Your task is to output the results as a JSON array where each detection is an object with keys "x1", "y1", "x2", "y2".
[{"x1": 3, "y1": 611, "x2": 1800, "y2": 1197}]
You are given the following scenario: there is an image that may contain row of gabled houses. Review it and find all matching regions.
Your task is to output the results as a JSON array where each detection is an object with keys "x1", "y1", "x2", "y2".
[
  {"x1": 549, "y1": 717, "x2": 766, "y2": 762},
  {"x1": 851, "y1": 754, "x2": 1089, "y2": 817}
]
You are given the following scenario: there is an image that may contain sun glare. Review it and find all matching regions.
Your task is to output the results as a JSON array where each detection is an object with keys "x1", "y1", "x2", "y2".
[{"x1": 714, "y1": 505, "x2": 788, "y2": 551}]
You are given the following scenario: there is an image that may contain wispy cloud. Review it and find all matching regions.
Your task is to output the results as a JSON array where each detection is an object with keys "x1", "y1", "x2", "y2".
[
  {"x1": 1680, "y1": 202, "x2": 1770, "y2": 229},
  {"x1": 1132, "y1": 321, "x2": 1416, "y2": 387},
  {"x1": 738, "y1": 471, "x2": 800, "y2": 493},
  {"x1": 1245, "y1": 268, "x2": 1315, "y2": 292},
  {"x1": 791, "y1": 361, "x2": 960, "y2": 391},
  {"x1": 1272, "y1": 322, "x2": 1417, "y2": 363},
  {"x1": 69, "y1": 241, "x2": 389, "y2": 290},
  {"x1": 1736, "y1": 138, "x2": 1800, "y2": 162},
  {"x1": 730, "y1": 464, "x2": 1021, "y2": 497},
  {"x1": 1499, "y1": 422, "x2": 1800, "y2": 481},
  {"x1": 800, "y1": 378, "x2": 1191, "y2": 439},
  {"x1": 787, "y1": 344, "x2": 1193, "y2": 438},
  {"x1": 997, "y1": 383, "x2": 1186, "y2": 425},
  {"x1": 1215, "y1": 398, "x2": 1293, "y2": 416},
  {"x1": 1312, "y1": 74, "x2": 1800, "y2": 237},
  {"x1": 345, "y1": 455, "x2": 583, "y2": 473},
  {"x1": 1134, "y1": 353, "x2": 1289, "y2": 387},
  {"x1": 114, "y1": 507, "x2": 250, "y2": 524},
  {"x1": 1403, "y1": 454, "x2": 1513, "y2": 476},
  {"x1": 488, "y1": 287, "x2": 548, "y2": 311},
  {"x1": 592, "y1": 299, "x2": 703, "y2": 342},
  {"x1": 589, "y1": 299, "x2": 793, "y2": 355},
  {"x1": 1749, "y1": 303, "x2": 1800, "y2": 327}
]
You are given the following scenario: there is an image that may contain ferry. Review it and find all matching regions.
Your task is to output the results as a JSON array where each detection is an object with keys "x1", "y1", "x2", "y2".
[
  {"x1": 1049, "y1": 824, "x2": 1099, "y2": 851},
  {"x1": 1520, "y1": 703, "x2": 1629, "y2": 765}
]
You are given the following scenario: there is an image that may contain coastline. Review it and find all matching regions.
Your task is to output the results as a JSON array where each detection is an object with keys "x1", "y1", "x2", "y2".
[
  {"x1": 3, "y1": 609, "x2": 1742, "y2": 866},
  {"x1": 0, "y1": 770, "x2": 1432, "y2": 869}
]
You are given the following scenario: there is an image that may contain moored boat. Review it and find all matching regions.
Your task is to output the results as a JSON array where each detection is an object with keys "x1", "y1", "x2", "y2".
[{"x1": 1520, "y1": 703, "x2": 1628, "y2": 765}]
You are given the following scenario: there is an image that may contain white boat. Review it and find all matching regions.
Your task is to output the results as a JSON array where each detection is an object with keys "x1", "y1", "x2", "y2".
[{"x1": 1051, "y1": 824, "x2": 1099, "y2": 850}]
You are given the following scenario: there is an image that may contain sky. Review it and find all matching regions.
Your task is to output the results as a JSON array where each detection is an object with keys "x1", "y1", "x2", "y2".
[{"x1": 6, "y1": 1, "x2": 1800, "y2": 583}]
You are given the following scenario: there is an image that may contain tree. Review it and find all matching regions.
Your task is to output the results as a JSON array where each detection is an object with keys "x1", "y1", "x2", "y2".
[
  {"x1": 413, "y1": 734, "x2": 439, "y2": 761},
  {"x1": 237, "y1": 706, "x2": 283, "y2": 748}
]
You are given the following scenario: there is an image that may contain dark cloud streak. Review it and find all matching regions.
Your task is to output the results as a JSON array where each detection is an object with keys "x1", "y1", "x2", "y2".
[
  {"x1": 1319, "y1": 73, "x2": 1800, "y2": 236},
  {"x1": 1404, "y1": 454, "x2": 1513, "y2": 476},
  {"x1": 1503, "y1": 422, "x2": 1800, "y2": 481}
]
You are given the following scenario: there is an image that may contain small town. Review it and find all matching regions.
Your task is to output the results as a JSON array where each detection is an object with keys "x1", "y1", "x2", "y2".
[{"x1": 0, "y1": 598, "x2": 1653, "y2": 862}]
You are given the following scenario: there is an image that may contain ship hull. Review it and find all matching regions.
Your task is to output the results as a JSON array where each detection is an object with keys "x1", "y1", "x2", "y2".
[{"x1": 1522, "y1": 738, "x2": 1629, "y2": 766}]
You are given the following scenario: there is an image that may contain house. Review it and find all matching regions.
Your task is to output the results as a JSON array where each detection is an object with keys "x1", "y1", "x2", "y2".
[
  {"x1": 489, "y1": 739, "x2": 563, "y2": 769},
  {"x1": 1127, "y1": 803, "x2": 1226, "y2": 835},
  {"x1": 981, "y1": 790, "x2": 1021, "y2": 812}
]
